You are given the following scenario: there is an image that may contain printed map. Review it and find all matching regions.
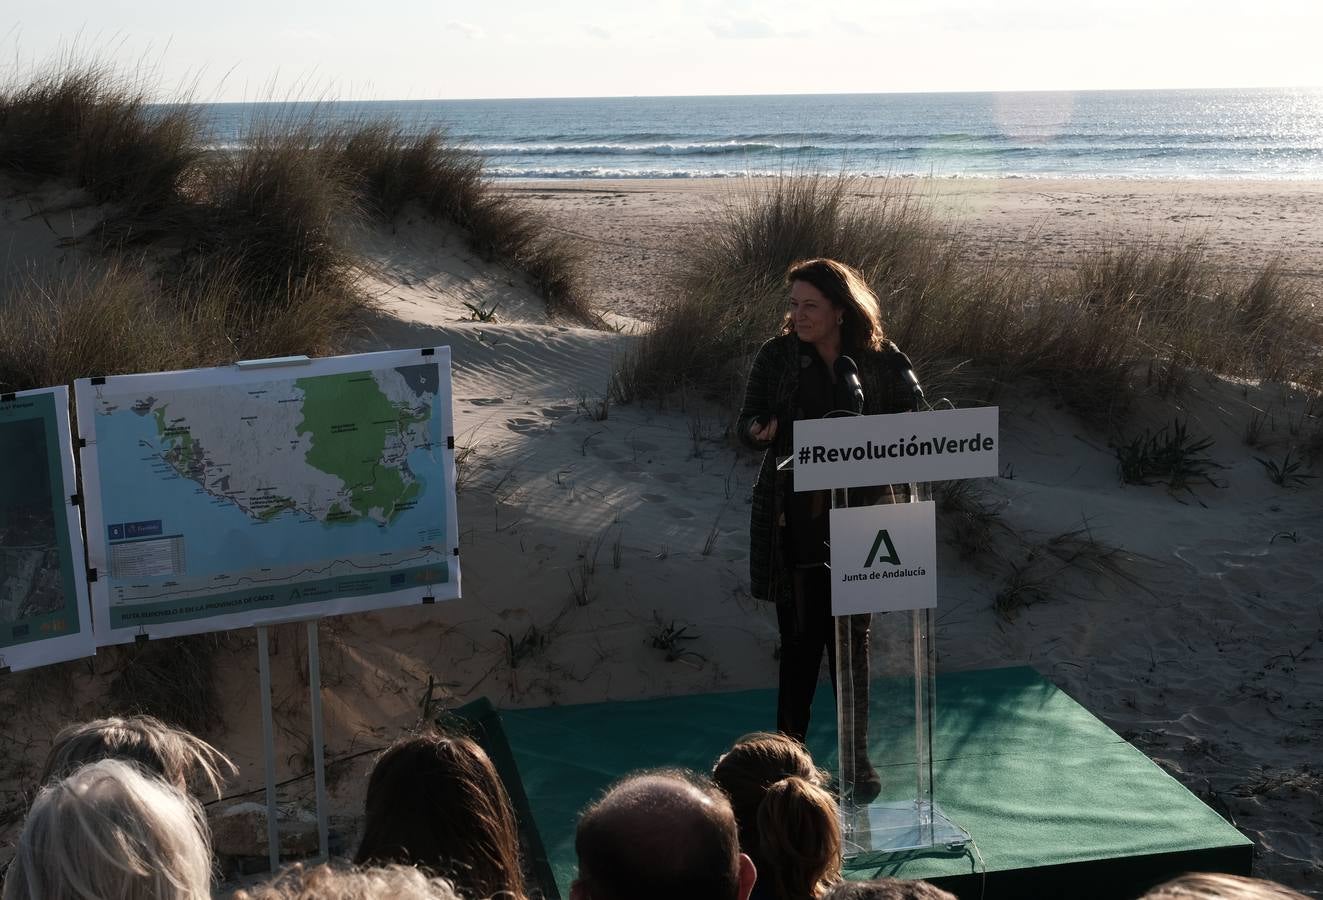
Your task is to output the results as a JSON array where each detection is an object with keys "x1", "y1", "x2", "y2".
[
  {"x1": 0, "y1": 387, "x2": 93, "y2": 670},
  {"x1": 79, "y1": 352, "x2": 457, "y2": 639}
]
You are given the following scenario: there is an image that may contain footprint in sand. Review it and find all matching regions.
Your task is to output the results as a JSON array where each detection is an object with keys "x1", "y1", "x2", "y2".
[
  {"x1": 470, "y1": 398, "x2": 506, "y2": 406},
  {"x1": 506, "y1": 417, "x2": 543, "y2": 434},
  {"x1": 541, "y1": 405, "x2": 574, "y2": 418},
  {"x1": 666, "y1": 507, "x2": 696, "y2": 519},
  {"x1": 641, "y1": 493, "x2": 667, "y2": 503}
]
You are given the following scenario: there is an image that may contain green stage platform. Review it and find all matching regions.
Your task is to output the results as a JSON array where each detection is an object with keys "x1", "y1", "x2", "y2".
[{"x1": 467, "y1": 666, "x2": 1250, "y2": 900}]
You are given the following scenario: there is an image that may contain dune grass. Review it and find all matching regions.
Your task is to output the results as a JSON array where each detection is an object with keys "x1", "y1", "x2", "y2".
[
  {"x1": 0, "y1": 62, "x2": 200, "y2": 212},
  {"x1": 325, "y1": 119, "x2": 592, "y2": 320},
  {"x1": 0, "y1": 62, "x2": 592, "y2": 390},
  {"x1": 614, "y1": 174, "x2": 1321, "y2": 423},
  {"x1": 0, "y1": 256, "x2": 361, "y2": 392}
]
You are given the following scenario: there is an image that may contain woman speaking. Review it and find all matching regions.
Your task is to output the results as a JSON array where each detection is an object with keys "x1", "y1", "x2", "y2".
[{"x1": 738, "y1": 258, "x2": 916, "y2": 800}]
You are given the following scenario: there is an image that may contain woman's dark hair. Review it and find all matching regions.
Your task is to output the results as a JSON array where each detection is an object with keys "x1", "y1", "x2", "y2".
[
  {"x1": 756, "y1": 776, "x2": 841, "y2": 900},
  {"x1": 712, "y1": 733, "x2": 837, "y2": 899},
  {"x1": 712, "y1": 732, "x2": 827, "y2": 852},
  {"x1": 354, "y1": 732, "x2": 526, "y2": 900},
  {"x1": 781, "y1": 258, "x2": 885, "y2": 351}
]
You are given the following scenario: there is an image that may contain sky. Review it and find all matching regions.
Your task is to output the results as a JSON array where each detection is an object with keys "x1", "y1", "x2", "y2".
[{"x1": 5, "y1": 0, "x2": 1323, "y2": 102}]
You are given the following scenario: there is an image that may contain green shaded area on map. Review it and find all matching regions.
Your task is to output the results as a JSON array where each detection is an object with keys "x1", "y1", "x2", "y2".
[
  {"x1": 153, "y1": 407, "x2": 193, "y2": 467},
  {"x1": 296, "y1": 372, "x2": 427, "y2": 523}
]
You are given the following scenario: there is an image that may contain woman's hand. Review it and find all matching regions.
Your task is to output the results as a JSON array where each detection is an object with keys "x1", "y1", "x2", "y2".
[{"x1": 749, "y1": 415, "x2": 779, "y2": 444}]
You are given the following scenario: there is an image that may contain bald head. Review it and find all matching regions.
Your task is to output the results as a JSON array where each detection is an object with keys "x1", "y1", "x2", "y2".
[{"x1": 573, "y1": 771, "x2": 746, "y2": 900}]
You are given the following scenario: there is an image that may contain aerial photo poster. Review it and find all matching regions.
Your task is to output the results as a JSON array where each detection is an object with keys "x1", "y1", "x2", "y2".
[
  {"x1": 0, "y1": 386, "x2": 95, "y2": 671},
  {"x1": 75, "y1": 348, "x2": 459, "y2": 644}
]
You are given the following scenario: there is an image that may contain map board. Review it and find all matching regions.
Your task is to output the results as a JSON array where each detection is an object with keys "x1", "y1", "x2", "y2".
[
  {"x1": 75, "y1": 348, "x2": 459, "y2": 644},
  {"x1": 0, "y1": 386, "x2": 95, "y2": 671}
]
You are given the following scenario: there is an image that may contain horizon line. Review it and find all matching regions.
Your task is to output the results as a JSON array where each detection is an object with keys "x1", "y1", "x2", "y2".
[{"x1": 189, "y1": 84, "x2": 1323, "y2": 105}]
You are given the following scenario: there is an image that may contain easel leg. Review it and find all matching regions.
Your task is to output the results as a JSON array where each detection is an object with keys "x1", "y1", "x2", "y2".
[
  {"x1": 306, "y1": 620, "x2": 330, "y2": 860},
  {"x1": 257, "y1": 625, "x2": 280, "y2": 872}
]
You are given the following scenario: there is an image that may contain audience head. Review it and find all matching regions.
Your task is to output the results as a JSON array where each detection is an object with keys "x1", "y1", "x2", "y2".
[
  {"x1": 755, "y1": 776, "x2": 842, "y2": 900},
  {"x1": 3, "y1": 758, "x2": 212, "y2": 900},
  {"x1": 712, "y1": 732, "x2": 827, "y2": 851},
  {"x1": 713, "y1": 733, "x2": 839, "y2": 900},
  {"x1": 235, "y1": 863, "x2": 463, "y2": 900},
  {"x1": 1140, "y1": 873, "x2": 1310, "y2": 900},
  {"x1": 41, "y1": 714, "x2": 236, "y2": 799},
  {"x1": 822, "y1": 878, "x2": 957, "y2": 900},
  {"x1": 354, "y1": 731, "x2": 526, "y2": 899},
  {"x1": 573, "y1": 769, "x2": 756, "y2": 900}
]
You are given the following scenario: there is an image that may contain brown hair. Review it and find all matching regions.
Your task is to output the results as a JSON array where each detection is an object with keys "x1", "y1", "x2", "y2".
[
  {"x1": 354, "y1": 732, "x2": 526, "y2": 900},
  {"x1": 756, "y1": 777, "x2": 841, "y2": 900},
  {"x1": 1140, "y1": 873, "x2": 1310, "y2": 900},
  {"x1": 711, "y1": 732, "x2": 826, "y2": 855},
  {"x1": 41, "y1": 715, "x2": 236, "y2": 799},
  {"x1": 782, "y1": 258, "x2": 885, "y2": 351},
  {"x1": 574, "y1": 769, "x2": 741, "y2": 900}
]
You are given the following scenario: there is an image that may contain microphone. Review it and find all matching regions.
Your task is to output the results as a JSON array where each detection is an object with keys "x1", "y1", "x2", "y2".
[
  {"x1": 891, "y1": 349, "x2": 925, "y2": 410},
  {"x1": 834, "y1": 356, "x2": 865, "y2": 413}
]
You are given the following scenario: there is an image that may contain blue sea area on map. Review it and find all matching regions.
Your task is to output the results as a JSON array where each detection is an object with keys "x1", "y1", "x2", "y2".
[{"x1": 95, "y1": 404, "x2": 447, "y2": 581}]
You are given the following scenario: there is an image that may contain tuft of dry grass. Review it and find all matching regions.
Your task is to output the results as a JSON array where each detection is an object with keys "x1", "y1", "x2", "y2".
[
  {"x1": 614, "y1": 174, "x2": 938, "y2": 403},
  {"x1": 324, "y1": 119, "x2": 594, "y2": 322},
  {"x1": 0, "y1": 258, "x2": 361, "y2": 392},
  {"x1": 187, "y1": 113, "x2": 360, "y2": 312},
  {"x1": 0, "y1": 61, "x2": 201, "y2": 212},
  {"x1": 103, "y1": 635, "x2": 225, "y2": 735},
  {"x1": 0, "y1": 262, "x2": 210, "y2": 391},
  {"x1": 615, "y1": 173, "x2": 1321, "y2": 423}
]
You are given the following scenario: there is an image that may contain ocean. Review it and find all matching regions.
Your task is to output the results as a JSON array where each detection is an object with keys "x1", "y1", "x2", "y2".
[{"x1": 195, "y1": 88, "x2": 1323, "y2": 180}]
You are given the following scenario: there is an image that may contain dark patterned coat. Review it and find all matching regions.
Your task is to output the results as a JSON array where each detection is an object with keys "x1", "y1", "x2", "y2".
[{"x1": 737, "y1": 334, "x2": 915, "y2": 605}]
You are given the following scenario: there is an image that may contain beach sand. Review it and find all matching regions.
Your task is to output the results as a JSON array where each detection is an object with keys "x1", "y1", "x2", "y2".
[
  {"x1": 507, "y1": 177, "x2": 1323, "y2": 322},
  {"x1": 2, "y1": 176, "x2": 1320, "y2": 893}
]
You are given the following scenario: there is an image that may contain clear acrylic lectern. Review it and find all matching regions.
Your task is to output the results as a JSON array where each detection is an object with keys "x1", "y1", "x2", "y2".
[
  {"x1": 832, "y1": 483, "x2": 968, "y2": 861},
  {"x1": 776, "y1": 456, "x2": 970, "y2": 862}
]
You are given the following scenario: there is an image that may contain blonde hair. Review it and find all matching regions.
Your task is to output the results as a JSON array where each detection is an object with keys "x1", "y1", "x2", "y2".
[
  {"x1": 42, "y1": 715, "x2": 236, "y2": 799},
  {"x1": 756, "y1": 776, "x2": 842, "y2": 900},
  {"x1": 1141, "y1": 873, "x2": 1310, "y2": 900},
  {"x1": 3, "y1": 758, "x2": 213, "y2": 900},
  {"x1": 235, "y1": 863, "x2": 463, "y2": 900}
]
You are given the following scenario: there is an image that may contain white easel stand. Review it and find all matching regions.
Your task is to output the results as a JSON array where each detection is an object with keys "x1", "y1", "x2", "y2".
[{"x1": 255, "y1": 617, "x2": 329, "y2": 873}]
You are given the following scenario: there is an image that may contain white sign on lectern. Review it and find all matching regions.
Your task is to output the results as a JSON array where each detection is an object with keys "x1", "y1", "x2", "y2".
[
  {"x1": 829, "y1": 502, "x2": 937, "y2": 615},
  {"x1": 794, "y1": 406, "x2": 999, "y2": 490}
]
